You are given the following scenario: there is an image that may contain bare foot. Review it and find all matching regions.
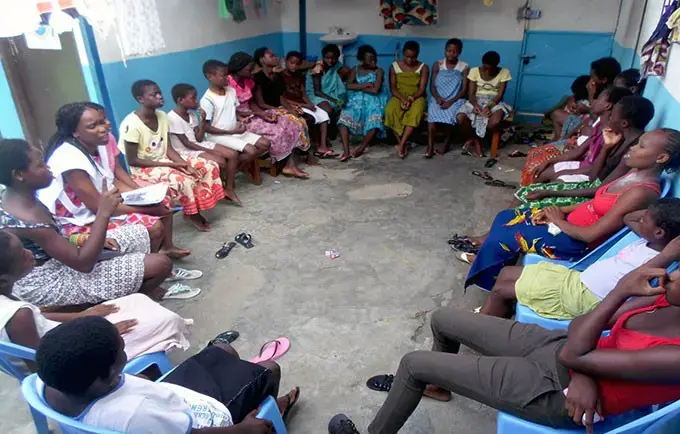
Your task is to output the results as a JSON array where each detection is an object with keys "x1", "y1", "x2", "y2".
[
  {"x1": 339, "y1": 152, "x2": 351, "y2": 162},
  {"x1": 305, "y1": 153, "x2": 320, "y2": 166},
  {"x1": 223, "y1": 189, "x2": 242, "y2": 206},
  {"x1": 424, "y1": 385, "x2": 452, "y2": 402},
  {"x1": 435, "y1": 144, "x2": 450, "y2": 156},
  {"x1": 148, "y1": 286, "x2": 167, "y2": 302},
  {"x1": 281, "y1": 167, "x2": 310, "y2": 179},
  {"x1": 160, "y1": 246, "x2": 192, "y2": 259},
  {"x1": 395, "y1": 144, "x2": 407, "y2": 159},
  {"x1": 423, "y1": 150, "x2": 434, "y2": 159},
  {"x1": 184, "y1": 214, "x2": 212, "y2": 232},
  {"x1": 351, "y1": 146, "x2": 367, "y2": 158}
]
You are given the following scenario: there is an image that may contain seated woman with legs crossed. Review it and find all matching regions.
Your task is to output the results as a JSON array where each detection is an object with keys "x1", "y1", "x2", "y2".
[
  {"x1": 0, "y1": 139, "x2": 174, "y2": 306},
  {"x1": 331, "y1": 264, "x2": 680, "y2": 433},
  {"x1": 482, "y1": 198, "x2": 680, "y2": 319}
]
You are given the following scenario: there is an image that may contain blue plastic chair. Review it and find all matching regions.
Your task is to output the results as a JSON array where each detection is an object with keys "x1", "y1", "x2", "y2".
[
  {"x1": 22, "y1": 373, "x2": 287, "y2": 434},
  {"x1": 256, "y1": 395, "x2": 288, "y2": 434},
  {"x1": 497, "y1": 399, "x2": 680, "y2": 434},
  {"x1": 121, "y1": 351, "x2": 173, "y2": 375},
  {"x1": 0, "y1": 341, "x2": 49, "y2": 434}
]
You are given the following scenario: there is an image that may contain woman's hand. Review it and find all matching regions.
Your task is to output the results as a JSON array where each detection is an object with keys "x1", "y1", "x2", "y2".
[
  {"x1": 259, "y1": 112, "x2": 277, "y2": 123},
  {"x1": 115, "y1": 319, "x2": 138, "y2": 335},
  {"x1": 533, "y1": 162, "x2": 551, "y2": 180},
  {"x1": 290, "y1": 104, "x2": 305, "y2": 116},
  {"x1": 531, "y1": 209, "x2": 549, "y2": 225},
  {"x1": 98, "y1": 180, "x2": 122, "y2": 219},
  {"x1": 602, "y1": 128, "x2": 623, "y2": 150},
  {"x1": 80, "y1": 303, "x2": 120, "y2": 318},
  {"x1": 481, "y1": 106, "x2": 492, "y2": 117},
  {"x1": 198, "y1": 108, "x2": 207, "y2": 122},
  {"x1": 565, "y1": 373, "x2": 602, "y2": 434},
  {"x1": 400, "y1": 99, "x2": 412, "y2": 110},
  {"x1": 436, "y1": 97, "x2": 445, "y2": 106},
  {"x1": 180, "y1": 165, "x2": 201, "y2": 178},
  {"x1": 613, "y1": 266, "x2": 668, "y2": 298},
  {"x1": 104, "y1": 238, "x2": 120, "y2": 251},
  {"x1": 143, "y1": 204, "x2": 173, "y2": 217},
  {"x1": 230, "y1": 122, "x2": 247, "y2": 135},
  {"x1": 543, "y1": 206, "x2": 566, "y2": 223}
]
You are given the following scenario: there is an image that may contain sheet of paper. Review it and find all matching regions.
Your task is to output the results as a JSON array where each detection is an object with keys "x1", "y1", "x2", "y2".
[{"x1": 121, "y1": 183, "x2": 168, "y2": 206}]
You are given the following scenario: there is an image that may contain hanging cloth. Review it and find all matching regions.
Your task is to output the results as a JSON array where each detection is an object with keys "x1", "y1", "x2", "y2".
[
  {"x1": 112, "y1": 0, "x2": 166, "y2": 59},
  {"x1": 218, "y1": 0, "x2": 230, "y2": 19},
  {"x1": 639, "y1": 0, "x2": 679, "y2": 77},
  {"x1": 253, "y1": 0, "x2": 267, "y2": 19},
  {"x1": 379, "y1": 0, "x2": 438, "y2": 30},
  {"x1": 226, "y1": 0, "x2": 247, "y2": 22},
  {"x1": 667, "y1": 7, "x2": 680, "y2": 42}
]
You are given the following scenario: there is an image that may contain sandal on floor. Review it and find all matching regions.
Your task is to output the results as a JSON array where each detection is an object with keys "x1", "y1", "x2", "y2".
[
  {"x1": 450, "y1": 239, "x2": 479, "y2": 254},
  {"x1": 509, "y1": 150, "x2": 528, "y2": 158},
  {"x1": 234, "y1": 233, "x2": 254, "y2": 249},
  {"x1": 471, "y1": 170, "x2": 494, "y2": 181},
  {"x1": 339, "y1": 154, "x2": 352, "y2": 162},
  {"x1": 366, "y1": 374, "x2": 394, "y2": 392},
  {"x1": 163, "y1": 283, "x2": 202, "y2": 300},
  {"x1": 167, "y1": 267, "x2": 203, "y2": 282},
  {"x1": 485, "y1": 179, "x2": 517, "y2": 189},
  {"x1": 314, "y1": 150, "x2": 339, "y2": 159},
  {"x1": 484, "y1": 158, "x2": 498, "y2": 168},
  {"x1": 249, "y1": 337, "x2": 291, "y2": 363},
  {"x1": 282, "y1": 387, "x2": 301, "y2": 422},
  {"x1": 208, "y1": 330, "x2": 240, "y2": 346},
  {"x1": 456, "y1": 252, "x2": 475, "y2": 265},
  {"x1": 216, "y1": 242, "x2": 237, "y2": 259}
]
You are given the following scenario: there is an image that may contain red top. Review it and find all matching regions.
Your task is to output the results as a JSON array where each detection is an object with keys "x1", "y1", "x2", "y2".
[
  {"x1": 596, "y1": 295, "x2": 680, "y2": 416},
  {"x1": 567, "y1": 176, "x2": 661, "y2": 227}
]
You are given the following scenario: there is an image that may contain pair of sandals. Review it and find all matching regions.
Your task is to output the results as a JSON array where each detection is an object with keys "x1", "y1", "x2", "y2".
[
  {"x1": 448, "y1": 234, "x2": 479, "y2": 254},
  {"x1": 215, "y1": 233, "x2": 255, "y2": 259},
  {"x1": 471, "y1": 170, "x2": 517, "y2": 189}
]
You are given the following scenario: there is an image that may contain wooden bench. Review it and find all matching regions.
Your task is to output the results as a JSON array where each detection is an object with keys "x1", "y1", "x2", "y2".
[{"x1": 490, "y1": 113, "x2": 514, "y2": 159}]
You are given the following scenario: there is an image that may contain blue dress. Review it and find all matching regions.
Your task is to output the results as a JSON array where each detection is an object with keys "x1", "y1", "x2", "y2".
[
  {"x1": 338, "y1": 67, "x2": 387, "y2": 136},
  {"x1": 427, "y1": 59, "x2": 468, "y2": 125}
]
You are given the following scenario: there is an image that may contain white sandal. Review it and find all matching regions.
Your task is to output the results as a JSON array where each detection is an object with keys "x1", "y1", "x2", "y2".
[
  {"x1": 163, "y1": 283, "x2": 202, "y2": 300},
  {"x1": 166, "y1": 267, "x2": 203, "y2": 282}
]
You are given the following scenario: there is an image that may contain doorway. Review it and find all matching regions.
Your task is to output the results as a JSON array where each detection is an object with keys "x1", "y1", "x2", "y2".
[{"x1": 1, "y1": 30, "x2": 89, "y2": 146}]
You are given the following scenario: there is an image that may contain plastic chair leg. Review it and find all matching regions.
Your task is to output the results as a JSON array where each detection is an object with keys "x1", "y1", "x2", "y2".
[
  {"x1": 256, "y1": 396, "x2": 287, "y2": 434},
  {"x1": 29, "y1": 404, "x2": 50, "y2": 434}
]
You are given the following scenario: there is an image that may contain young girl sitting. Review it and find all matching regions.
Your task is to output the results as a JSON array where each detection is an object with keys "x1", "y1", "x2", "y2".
[
  {"x1": 425, "y1": 38, "x2": 468, "y2": 158},
  {"x1": 552, "y1": 75, "x2": 592, "y2": 139},
  {"x1": 337, "y1": 44, "x2": 387, "y2": 161},
  {"x1": 384, "y1": 40, "x2": 429, "y2": 159},
  {"x1": 457, "y1": 51, "x2": 512, "y2": 158}
]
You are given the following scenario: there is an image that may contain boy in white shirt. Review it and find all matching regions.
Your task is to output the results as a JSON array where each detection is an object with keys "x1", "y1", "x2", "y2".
[
  {"x1": 480, "y1": 198, "x2": 680, "y2": 319},
  {"x1": 200, "y1": 60, "x2": 270, "y2": 169},
  {"x1": 37, "y1": 317, "x2": 300, "y2": 434},
  {"x1": 169, "y1": 83, "x2": 241, "y2": 205}
]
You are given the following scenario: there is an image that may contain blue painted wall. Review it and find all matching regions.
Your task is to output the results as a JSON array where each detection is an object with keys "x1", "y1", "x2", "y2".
[
  {"x1": 283, "y1": 32, "x2": 522, "y2": 106},
  {"x1": 100, "y1": 33, "x2": 283, "y2": 126},
  {"x1": 0, "y1": 67, "x2": 24, "y2": 139}
]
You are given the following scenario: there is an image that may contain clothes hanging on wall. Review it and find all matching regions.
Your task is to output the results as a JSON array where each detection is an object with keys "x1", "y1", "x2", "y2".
[
  {"x1": 225, "y1": 0, "x2": 247, "y2": 22},
  {"x1": 639, "y1": 0, "x2": 678, "y2": 77},
  {"x1": 113, "y1": 0, "x2": 166, "y2": 59},
  {"x1": 667, "y1": 7, "x2": 680, "y2": 42},
  {"x1": 379, "y1": 0, "x2": 438, "y2": 30}
]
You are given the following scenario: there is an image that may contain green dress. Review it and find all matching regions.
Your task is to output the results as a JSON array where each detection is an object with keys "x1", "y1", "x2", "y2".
[{"x1": 384, "y1": 61, "x2": 427, "y2": 136}]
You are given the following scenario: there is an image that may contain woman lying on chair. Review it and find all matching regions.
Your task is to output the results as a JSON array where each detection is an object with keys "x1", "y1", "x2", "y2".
[
  {"x1": 0, "y1": 230, "x2": 191, "y2": 371},
  {"x1": 36, "y1": 316, "x2": 300, "y2": 433},
  {"x1": 330, "y1": 265, "x2": 680, "y2": 434}
]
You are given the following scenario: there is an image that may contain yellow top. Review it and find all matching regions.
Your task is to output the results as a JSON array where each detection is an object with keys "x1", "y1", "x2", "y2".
[
  {"x1": 118, "y1": 110, "x2": 169, "y2": 161},
  {"x1": 468, "y1": 67, "x2": 511, "y2": 96}
]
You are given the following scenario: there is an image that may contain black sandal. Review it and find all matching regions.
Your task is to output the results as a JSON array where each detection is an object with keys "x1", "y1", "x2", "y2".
[
  {"x1": 282, "y1": 387, "x2": 301, "y2": 422},
  {"x1": 208, "y1": 330, "x2": 240, "y2": 346},
  {"x1": 234, "y1": 233, "x2": 254, "y2": 249},
  {"x1": 471, "y1": 170, "x2": 494, "y2": 181},
  {"x1": 509, "y1": 150, "x2": 528, "y2": 158},
  {"x1": 484, "y1": 158, "x2": 498, "y2": 168},
  {"x1": 215, "y1": 241, "x2": 237, "y2": 259},
  {"x1": 366, "y1": 374, "x2": 394, "y2": 392}
]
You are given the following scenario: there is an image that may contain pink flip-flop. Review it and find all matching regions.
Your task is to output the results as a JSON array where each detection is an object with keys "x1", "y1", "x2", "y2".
[{"x1": 249, "y1": 337, "x2": 291, "y2": 364}]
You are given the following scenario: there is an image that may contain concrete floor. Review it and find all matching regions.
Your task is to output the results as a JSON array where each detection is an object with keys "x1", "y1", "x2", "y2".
[{"x1": 1, "y1": 143, "x2": 525, "y2": 434}]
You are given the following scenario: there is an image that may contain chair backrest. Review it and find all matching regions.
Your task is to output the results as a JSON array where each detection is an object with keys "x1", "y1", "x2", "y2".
[
  {"x1": 0, "y1": 340, "x2": 36, "y2": 380},
  {"x1": 21, "y1": 374, "x2": 121, "y2": 434}
]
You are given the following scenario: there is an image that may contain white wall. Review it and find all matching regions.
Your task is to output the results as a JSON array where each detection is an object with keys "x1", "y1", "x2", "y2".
[
  {"x1": 614, "y1": 0, "x2": 646, "y2": 48},
  {"x1": 95, "y1": 0, "x2": 284, "y2": 63},
  {"x1": 282, "y1": 0, "x2": 621, "y2": 39}
]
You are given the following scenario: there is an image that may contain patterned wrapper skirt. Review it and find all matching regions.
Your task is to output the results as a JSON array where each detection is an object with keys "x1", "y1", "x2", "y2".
[
  {"x1": 514, "y1": 179, "x2": 602, "y2": 209},
  {"x1": 14, "y1": 225, "x2": 149, "y2": 307}
]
